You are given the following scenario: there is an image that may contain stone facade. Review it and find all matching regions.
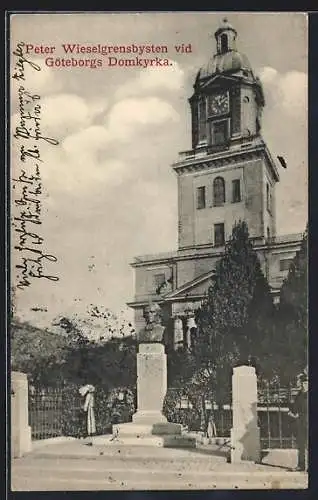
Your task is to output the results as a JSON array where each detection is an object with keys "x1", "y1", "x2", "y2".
[{"x1": 128, "y1": 19, "x2": 303, "y2": 346}]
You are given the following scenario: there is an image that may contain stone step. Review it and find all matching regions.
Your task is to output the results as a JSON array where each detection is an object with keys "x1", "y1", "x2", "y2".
[
  {"x1": 113, "y1": 422, "x2": 182, "y2": 436},
  {"x1": 12, "y1": 459, "x2": 308, "y2": 491},
  {"x1": 91, "y1": 434, "x2": 196, "y2": 448}
]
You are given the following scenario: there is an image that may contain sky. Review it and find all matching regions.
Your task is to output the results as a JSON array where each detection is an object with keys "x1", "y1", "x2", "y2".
[{"x1": 10, "y1": 12, "x2": 308, "y2": 331}]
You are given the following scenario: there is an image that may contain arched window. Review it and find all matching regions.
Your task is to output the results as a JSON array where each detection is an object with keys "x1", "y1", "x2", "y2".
[
  {"x1": 221, "y1": 33, "x2": 228, "y2": 52},
  {"x1": 213, "y1": 177, "x2": 225, "y2": 206}
]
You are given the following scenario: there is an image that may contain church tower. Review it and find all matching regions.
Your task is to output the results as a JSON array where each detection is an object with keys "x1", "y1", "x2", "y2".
[
  {"x1": 128, "y1": 19, "x2": 302, "y2": 337},
  {"x1": 174, "y1": 18, "x2": 279, "y2": 250}
]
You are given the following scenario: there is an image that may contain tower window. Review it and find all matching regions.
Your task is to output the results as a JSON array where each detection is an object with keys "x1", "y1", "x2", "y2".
[
  {"x1": 213, "y1": 177, "x2": 225, "y2": 206},
  {"x1": 154, "y1": 273, "x2": 165, "y2": 291},
  {"x1": 210, "y1": 119, "x2": 230, "y2": 146},
  {"x1": 196, "y1": 186, "x2": 206, "y2": 209},
  {"x1": 221, "y1": 33, "x2": 228, "y2": 52},
  {"x1": 280, "y1": 258, "x2": 293, "y2": 272},
  {"x1": 266, "y1": 183, "x2": 271, "y2": 212},
  {"x1": 198, "y1": 97, "x2": 207, "y2": 143},
  {"x1": 232, "y1": 179, "x2": 241, "y2": 203},
  {"x1": 214, "y1": 223, "x2": 225, "y2": 247}
]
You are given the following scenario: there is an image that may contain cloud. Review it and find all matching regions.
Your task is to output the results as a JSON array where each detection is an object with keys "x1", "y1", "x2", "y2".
[
  {"x1": 62, "y1": 125, "x2": 111, "y2": 158},
  {"x1": 11, "y1": 88, "x2": 179, "y2": 198},
  {"x1": 279, "y1": 71, "x2": 307, "y2": 112},
  {"x1": 259, "y1": 67, "x2": 307, "y2": 117},
  {"x1": 258, "y1": 67, "x2": 307, "y2": 235},
  {"x1": 10, "y1": 93, "x2": 98, "y2": 146},
  {"x1": 106, "y1": 97, "x2": 179, "y2": 141},
  {"x1": 11, "y1": 57, "x2": 62, "y2": 97},
  {"x1": 40, "y1": 94, "x2": 92, "y2": 140},
  {"x1": 115, "y1": 60, "x2": 185, "y2": 99},
  {"x1": 41, "y1": 142, "x2": 128, "y2": 193},
  {"x1": 39, "y1": 94, "x2": 108, "y2": 140}
]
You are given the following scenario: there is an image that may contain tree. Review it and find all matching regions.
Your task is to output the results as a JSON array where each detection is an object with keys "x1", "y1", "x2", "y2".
[
  {"x1": 11, "y1": 319, "x2": 68, "y2": 386},
  {"x1": 280, "y1": 226, "x2": 307, "y2": 332},
  {"x1": 272, "y1": 226, "x2": 308, "y2": 382},
  {"x1": 194, "y1": 221, "x2": 275, "y2": 401},
  {"x1": 52, "y1": 304, "x2": 137, "y2": 389},
  {"x1": 60, "y1": 334, "x2": 137, "y2": 390},
  {"x1": 53, "y1": 304, "x2": 135, "y2": 343},
  {"x1": 11, "y1": 303, "x2": 137, "y2": 390}
]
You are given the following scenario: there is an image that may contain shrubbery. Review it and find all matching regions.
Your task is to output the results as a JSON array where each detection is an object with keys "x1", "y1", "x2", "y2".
[{"x1": 60, "y1": 384, "x2": 136, "y2": 437}]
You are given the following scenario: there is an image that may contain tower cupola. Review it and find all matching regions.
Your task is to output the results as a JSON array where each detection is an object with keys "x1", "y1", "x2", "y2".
[
  {"x1": 196, "y1": 18, "x2": 253, "y2": 81},
  {"x1": 214, "y1": 17, "x2": 237, "y2": 54}
]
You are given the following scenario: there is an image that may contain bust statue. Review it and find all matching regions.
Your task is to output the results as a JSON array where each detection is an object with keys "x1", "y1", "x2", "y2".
[{"x1": 137, "y1": 302, "x2": 165, "y2": 343}]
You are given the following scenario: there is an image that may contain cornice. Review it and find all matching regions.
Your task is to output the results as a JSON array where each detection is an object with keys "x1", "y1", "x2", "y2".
[
  {"x1": 130, "y1": 234, "x2": 302, "y2": 268},
  {"x1": 172, "y1": 141, "x2": 279, "y2": 182}
]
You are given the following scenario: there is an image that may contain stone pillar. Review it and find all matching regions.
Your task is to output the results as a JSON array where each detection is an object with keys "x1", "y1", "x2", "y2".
[
  {"x1": 132, "y1": 343, "x2": 167, "y2": 425},
  {"x1": 173, "y1": 317, "x2": 183, "y2": 350},
  {"x1": 11, "y1": 371, "x2": 32, "y2": 458},
  {"x1": 230, "y1": 365, "x2": 260, "y2": 463}
]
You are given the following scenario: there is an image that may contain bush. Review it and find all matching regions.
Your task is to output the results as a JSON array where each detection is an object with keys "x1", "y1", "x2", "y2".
[
  {"x1": 60, "y1": 384, "x2": 136, "y2": 437},
  {"x1": 163, "y1": 387, "x2": 202, "y2": 430},
  {"x1": 61, "y1": 383, "x2": 82, "y2": 437},
  {"x1": 11, "y1": 320, "x2": 67, "y2": 386}
]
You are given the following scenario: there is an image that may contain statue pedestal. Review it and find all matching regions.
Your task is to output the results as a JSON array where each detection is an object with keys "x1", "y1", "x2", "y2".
[
  {"x1": 132, "y1": 343, "x2": 167, "y2": 425},
  {"x1": 111, "y1": 343, "x2": 196, "y2": 448}
]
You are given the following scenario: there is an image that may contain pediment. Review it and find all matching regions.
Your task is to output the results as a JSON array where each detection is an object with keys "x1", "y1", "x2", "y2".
[
  {"x1": 200, "y1": 73, "x2": 240, "y2": 91},
  {"x1": 163, "y1": 270, "x2": 215, "y2": 300}
]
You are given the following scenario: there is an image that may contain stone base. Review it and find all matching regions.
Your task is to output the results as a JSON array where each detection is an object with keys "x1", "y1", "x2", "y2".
[
  {"x1": 92, "y1": 432, "x2": 197, "y2": 448},
  {"x1": 230, "y1": 426, "x2": 261, "y2": 463},
  {"x1": 114, "y1": 422, "x2": 182, "y2": 436},
  {"x1": 132, "y1": 410, "x2": 167, "y2": 425},
  {"x1": 108, "y1": 421, "x2": 196, "y2": 448}
]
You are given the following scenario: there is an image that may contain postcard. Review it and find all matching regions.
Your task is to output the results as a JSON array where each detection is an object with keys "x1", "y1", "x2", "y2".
[{"x1": 9, "y1": 11, "x2": 308, "y2": 491}]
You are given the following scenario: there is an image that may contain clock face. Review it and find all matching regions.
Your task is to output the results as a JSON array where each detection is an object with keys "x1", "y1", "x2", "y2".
[{"x1": 209, "y1": 92, "x2": 229, "y2": 116}]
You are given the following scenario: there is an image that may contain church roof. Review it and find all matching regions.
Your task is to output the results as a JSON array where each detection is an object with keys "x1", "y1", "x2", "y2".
[
  {"x1": 197, "y1": 51, "x2": 253, "y2": 80},
  {"x1": 196, "y1": 18, "x2": 254, "y2": 82}
]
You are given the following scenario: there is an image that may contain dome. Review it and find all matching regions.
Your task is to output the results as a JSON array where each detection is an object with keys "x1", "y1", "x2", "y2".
[
  {"x1": 197, "y1": 51, "x2": 253, "y2": 80},
  {"x1": 195, "y1": 18, "x2": 254, "y2": 82}
]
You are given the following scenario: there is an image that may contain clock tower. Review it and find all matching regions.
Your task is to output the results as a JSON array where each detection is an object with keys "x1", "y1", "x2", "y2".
[
  {"x1": 174, "y1": 18, "x2": 279, "y2": 249},
  {"x1": 128, "y1": 18, "x2": 302, "y2": 340}
]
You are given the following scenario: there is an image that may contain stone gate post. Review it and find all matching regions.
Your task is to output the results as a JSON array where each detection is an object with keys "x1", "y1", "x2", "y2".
[
  {"x1": 230, "y1": 365, "x2": 260, "y2": 463},
  {"x1": 11, "y1": 371, "x2": 32, "y2": 458}
]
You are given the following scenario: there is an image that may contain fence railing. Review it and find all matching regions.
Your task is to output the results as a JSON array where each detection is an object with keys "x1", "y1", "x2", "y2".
[
  {"x1": 257, "y1": 382, "x2": 299, "y2": 449},
  {"x1": 166, "y1": 382, "x2": 299, "y2": 449},
  {"x1": 28, "y1": 387, "x2": 64, "y2": 440},
  {"x1": 28, "y1": 382, "x2": 302, "y2": 449},
  {"x1": 28, "y1": 385, "x2": 136, "y2": 440}
]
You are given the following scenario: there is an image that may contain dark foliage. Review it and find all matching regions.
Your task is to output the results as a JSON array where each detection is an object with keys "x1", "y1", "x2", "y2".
[
  {"x1": 60, "y1": 384, "x2": 136, "y2": 437},
  {"x1": 11, "y1": 320, "x2": 68, "y2": 386}
]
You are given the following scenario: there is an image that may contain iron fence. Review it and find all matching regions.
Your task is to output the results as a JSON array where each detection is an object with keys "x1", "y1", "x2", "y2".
[
  {"x1": 258, "y1": 382, "x2": 298, "y2": 449},
  {"x1": 28, "y1": 382, "x2": 301, "y2": 448},
  {"x1": 167, "y1": 382, "x2": 299, "y2": 449},
  {"x1": 28, "y1": 385, "x2": 135, "y2": 440},
  {"x1": 28, "y1": 386, "x2": 64, "y2": 440}
]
